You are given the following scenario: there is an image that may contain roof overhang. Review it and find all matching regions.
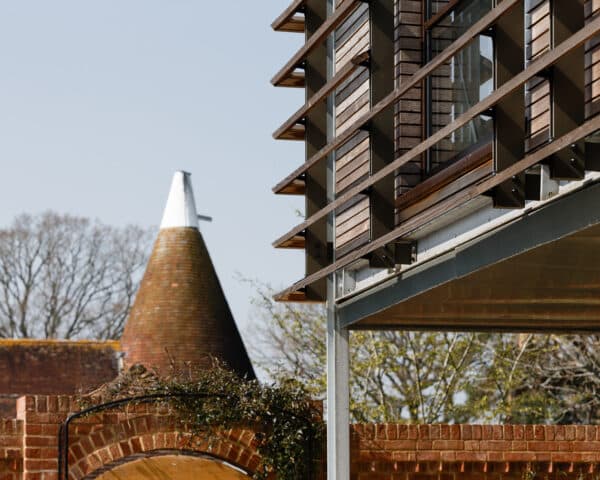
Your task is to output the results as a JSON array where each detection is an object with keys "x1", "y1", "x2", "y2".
[{"x1": 338, "y1": 180, "x2": 600, "y2": 333}]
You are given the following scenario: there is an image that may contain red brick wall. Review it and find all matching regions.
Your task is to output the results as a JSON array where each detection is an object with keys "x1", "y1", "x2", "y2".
[
  {"x1": 351, "y1": 423, "x2": 600, "y2": 479},
  {"x1": 0, "y1": 419, "x2": 23, "y2": 480},
  {"x1": 9, "y1": 394, "x2": 600, "y2": 480},
  {"x1": 15, "y1": 395, "x2": 264, "y2": 480},
  {"x1": 0, "y1": 341, "x2": 119, "y2": 418}
]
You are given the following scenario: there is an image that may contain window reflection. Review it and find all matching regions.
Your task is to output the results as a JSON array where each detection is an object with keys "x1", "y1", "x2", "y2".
[{"x1": 427, "y1": 0, "x2": 494, "y2": 174}]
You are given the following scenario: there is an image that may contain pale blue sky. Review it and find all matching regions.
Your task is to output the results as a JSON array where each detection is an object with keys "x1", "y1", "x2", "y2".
[{"x1": 0, "y1": 1, "x2": 306, "y2": 343}]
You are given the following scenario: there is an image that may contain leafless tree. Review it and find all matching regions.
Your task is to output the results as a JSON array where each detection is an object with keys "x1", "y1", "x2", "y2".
[
  {"x1": 247, "y1": 281, "x2": 481, "y2": 423},
  {"x1": 0, "y1": 211, "x2": 152, "y2": 340}
]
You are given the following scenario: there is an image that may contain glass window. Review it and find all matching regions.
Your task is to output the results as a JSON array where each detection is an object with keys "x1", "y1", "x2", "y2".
[{"x1": 426, "y1": 0, "x2": 494, "y2": 174}]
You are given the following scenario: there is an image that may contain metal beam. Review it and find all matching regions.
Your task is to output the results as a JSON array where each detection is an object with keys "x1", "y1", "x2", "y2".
[
  {"x1": 338, "y1": 179, "x2": 600, "y2": 329},
  {"x1": 369, "y1": 0, "x2": 395, "y2": 267},
  {"x1": 304, "y1": 0, "x2": 329, "y2": 301},
  {"x1": 326, "y1": 0, "x2": 350, "y2": 476},
  {"x1": 327, "y1": 277, "x2": 350, "y2": 480}
]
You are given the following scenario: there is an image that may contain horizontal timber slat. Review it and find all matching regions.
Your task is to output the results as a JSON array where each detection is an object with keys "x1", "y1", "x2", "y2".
[
  {"x1": 277, "y1": 178, "x2": 306, "y2": 195},
  {"x1": 277, "y1": 234, "x2": 306, "y2": 249},
  {"x1": 273, "y1": 50, "x2": 370, "y2": 143},
  {"x1": 272, "y1": 0, "x2": 305, "y2": 32},
  {"x1": 395, "y1": 143, "x2": 493, "y2": 210},
  {"x1": 272, "y1": 0, "x2": 522, "y2": 193},
  {"x1": 271, "y1": 0, "x2": 360, "y2": 87},
  {"x1": 424, "y1": 0, "x2": 462, "y2": 30},
  {"x1": 278, "y1": 71, "x2": 305, "y2": 88},
  {"x1": 274, "y1": 114, "x2": 600, "y2": 301},
  {"x1": 272, "y1": 14, "x2": 600, "y2": 249}
]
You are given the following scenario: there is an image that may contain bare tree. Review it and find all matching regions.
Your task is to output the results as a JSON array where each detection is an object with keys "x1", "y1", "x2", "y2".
[
  {"x1": 247, "y1": 281, "x2": 481, "y2": 423},
  {"x1": 0, "y1": 211, "x2": 152, "y2": 340}
]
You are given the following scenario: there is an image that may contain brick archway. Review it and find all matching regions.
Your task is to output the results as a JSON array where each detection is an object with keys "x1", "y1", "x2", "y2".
[
  {"x1": 81, "y1": 450, "x2": 251, "y2": 480},
  {"x1": 66, "y1": 414, "x2": 262, "y2": 480}
]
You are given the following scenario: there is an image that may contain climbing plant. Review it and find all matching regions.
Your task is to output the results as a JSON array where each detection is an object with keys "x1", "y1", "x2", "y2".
[{"x1": 80, "y1": 361, "x2": 323, "y2": 480}]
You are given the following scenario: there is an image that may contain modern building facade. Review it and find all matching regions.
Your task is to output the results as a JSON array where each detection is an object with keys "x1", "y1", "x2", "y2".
[{"x1": 271, "y1": 0, "x2": 600, "y2": 478}]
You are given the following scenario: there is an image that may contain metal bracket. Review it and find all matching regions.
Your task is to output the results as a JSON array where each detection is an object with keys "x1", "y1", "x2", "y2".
[
  {"x1": 367, "y1": 241, "x2": 416, "y2": 269},
  {"x1": 586, "y1": 140, "x2": 600, "y2": 171},
  {"x1": 535, "y1": 66, "x2": 553, "y2": 80},
  {"x1": 358, "y1": 121, "x2": 372, "y2": 132},
  {"x1": 480, "y1": 25, "x2": 496, "y2": 38},
  {"x1": 549, "y1": 141, "x2": 585, "y2": 180}
]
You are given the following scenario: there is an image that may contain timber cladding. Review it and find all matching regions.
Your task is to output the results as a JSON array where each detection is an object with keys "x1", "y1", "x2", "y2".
[
  {"x1": 334, "y1": 1, "x2": 371, "y2": 257},
  {"x1": 526, "y1": 0, "x2": 600, "y2": 151},
  {"x1": 334, "y1": 0, "x2": 425, "y2": 258},
  {"x1": 525, "y1": 0, "x2": 551, "y2": 151},
  {"x1": 585, "y1": 0, "x2": 600, "y2": 118}
]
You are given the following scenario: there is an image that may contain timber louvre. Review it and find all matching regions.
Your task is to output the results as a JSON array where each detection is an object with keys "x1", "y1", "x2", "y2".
[{"x1": 272, "y1": 0, "x2": 600, "y2": 304}]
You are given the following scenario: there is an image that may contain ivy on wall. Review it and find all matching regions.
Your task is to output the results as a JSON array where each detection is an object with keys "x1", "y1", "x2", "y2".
[{"x1": 80, "y1": 361, "x2": 323, "y2": 479}]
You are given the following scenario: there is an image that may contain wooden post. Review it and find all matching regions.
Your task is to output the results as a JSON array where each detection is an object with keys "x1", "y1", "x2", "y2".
[
  {"x1": 305, "y1": 0, "x2": 330, "y2": 300},
  {"x1": 494, "y1": 0, "x2": 526, "y2": 208},
  {"x1": 550, "y1": 0, "x2": 585, "y2": 179},
  {"x1": 369, "y1": 0, "x2": 405, "y2": 267}
]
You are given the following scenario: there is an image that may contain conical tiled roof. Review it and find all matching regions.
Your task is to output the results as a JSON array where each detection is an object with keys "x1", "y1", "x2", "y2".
[{"x1": 120, "y1": 171, "x2": 255, "y2": 378}]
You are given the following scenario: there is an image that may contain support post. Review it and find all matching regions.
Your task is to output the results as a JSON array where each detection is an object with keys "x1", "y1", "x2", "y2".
[
  {"x1": 493, "y1": 0, "x2": 526, "y2": 208},
  {"x1": 369, "y1": 0, "x2": 397, "y2": 266},
  {"x1": 305, "y1": 0, "x2": 330, "y2": 300},
  {"x1": 326, "y1": 1, "x2": 349, "y2": 477},
  {"x1": 326, "y1": 275, "x2": 350, "y2": 480},
  {"x1": 549, "y1": 0, "x2": 585, "y2": 179}
]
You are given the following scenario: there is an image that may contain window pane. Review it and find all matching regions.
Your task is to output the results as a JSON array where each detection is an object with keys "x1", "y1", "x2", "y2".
[{"x1": 428, "y1": 0, "x2": 494, "y2": 172}]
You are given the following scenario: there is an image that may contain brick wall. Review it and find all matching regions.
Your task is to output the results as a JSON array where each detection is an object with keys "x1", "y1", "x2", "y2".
[
  {"x1": 14, "y1": 394, "x2": 264, "y2": 480},
  {"x1": 351, "y1": 423, "x2": 600, "y2": 479},
  {"x1": 8, "y1": 395, "x2": 600, "y2": 480},
  {"x1": 0, "y1": 419, "x2": 23, "y2": 480},
  {"x1": 0, "y1": 341, "x2": 119, "y2": 418}
]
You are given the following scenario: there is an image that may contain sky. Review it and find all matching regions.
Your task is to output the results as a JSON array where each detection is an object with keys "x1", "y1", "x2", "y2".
[{"x1": 0, "y1": 1, "x2": 307, "y2": 346}]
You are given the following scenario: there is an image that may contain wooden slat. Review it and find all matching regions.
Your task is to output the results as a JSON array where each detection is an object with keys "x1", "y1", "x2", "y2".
[
  {"x1": 395, "y1": 143, "x2": 492, "y2": 210},
  {"x1": 278, "y1": 123, "x2": 305, "y2": 141},
  {"x1": 271, "y1": 0, "x2": 360, "y2": 87},
  {"x1": 272, "y1": 0, "x2": 305, "y2": 33},
  {"x1": 272, "y1": 0, "x2": 522, "y2": 193},
  {"x1": 277, "y1": 234, "x2": 306, "y2": 249},
  {"x1": 396, "y1": 160, "x2": 494, "y2": 223},
  {"x1": 273, "y1": 50, "x2": 369, "y2": 142},
  {"x1": 275, "y1": 289, "x2": 325, "y2": 303},
  {"x1": 278, "y1": 71, "x2": 305, "y2": 88},
  {"x1": 275, "y1": 114, "x2": 600, "y2": 301},
  {"x1": 424, "y1": 0, "x2": 462, "y2": 30},
  {"x1": 277, "y1": 178, "x2": 306, "y2": 195},
  {"x1": 272, "y1": 13, "x2": 600, "y2": 249}
]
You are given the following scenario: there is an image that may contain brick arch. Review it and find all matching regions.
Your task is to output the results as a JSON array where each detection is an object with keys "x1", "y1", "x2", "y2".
[
  {"x1": 80, "y1": 450, "x2": 252, "y2": 480},
  {"x1": 67, "y1": 413, "x2": 263, "y2": 480}
]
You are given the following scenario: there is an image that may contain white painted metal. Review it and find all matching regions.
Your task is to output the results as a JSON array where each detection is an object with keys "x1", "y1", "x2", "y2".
[
  {"x1": 327, "y1": 0, "x2": 350, "y2": 475},
  {"x1": 337, "y1": 170, "x2": 600, "y2": 301},
  {"x1": 160, "y1": 171, "x2": 199, "y2": 230},
  {"x1": 327, "y1": 284, "x2": 350, "y2": 480},
  {"x1": 540, "y1": 165, "x2": 559, "y2": 200}
]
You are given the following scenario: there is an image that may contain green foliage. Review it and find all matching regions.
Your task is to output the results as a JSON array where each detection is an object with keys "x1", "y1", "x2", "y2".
[
  {"x1": 248, "y1": 281, "x2": 484, "y2": 423},
  {"x1": 82, "y1": 362, "x2": 322, "y2": 480},
  {"x1": 248, "y1": 281, "x2": 600, "y2": 425}
]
